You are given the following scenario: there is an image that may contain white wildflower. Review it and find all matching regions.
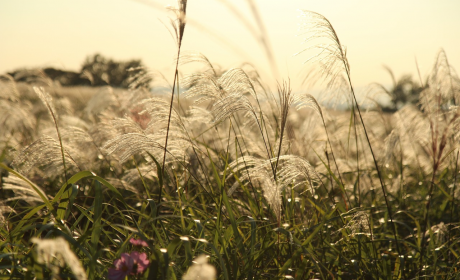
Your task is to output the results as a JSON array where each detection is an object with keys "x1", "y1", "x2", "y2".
[
  {"x1": 182, "y1": 255, "x2": 216, "y2": 280},
  {"x1": 31, "y1": 237, "x2": 87, "y2": 280}
]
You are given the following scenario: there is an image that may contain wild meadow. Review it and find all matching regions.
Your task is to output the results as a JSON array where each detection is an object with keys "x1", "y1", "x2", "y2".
[{"x1": 1, "y1": 2, "x2": 460, "y2": 279}]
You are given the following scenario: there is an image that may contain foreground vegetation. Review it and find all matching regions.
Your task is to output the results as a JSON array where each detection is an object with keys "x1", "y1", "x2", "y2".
[{"x1": 1, "y1": 3, "x2": 460, "y2": 280}]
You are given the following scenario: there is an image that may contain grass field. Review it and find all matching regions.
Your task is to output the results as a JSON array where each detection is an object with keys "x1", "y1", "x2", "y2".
[{"x1": 1, "y1": 3, "x2": 460, "y2": 280}]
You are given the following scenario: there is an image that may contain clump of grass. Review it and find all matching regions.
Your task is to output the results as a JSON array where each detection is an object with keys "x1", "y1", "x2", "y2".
[{"x1": 1, "y1": 3, "x2": 460, "y2": 280}]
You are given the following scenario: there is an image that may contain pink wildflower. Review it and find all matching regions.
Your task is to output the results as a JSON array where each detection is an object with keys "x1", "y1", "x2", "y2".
[
  {"x1": 129, "y1": 238, "x2": 149, "y2": 247},
  {"x1": 108, "y1": 253, "x2": 133, "y2": 280},
  {"x1": 130, "y1": 251, "x2": 150, "y2": 274},
  {"x1": 108, "y1": 252, "x2": 150, "y2": 280}
]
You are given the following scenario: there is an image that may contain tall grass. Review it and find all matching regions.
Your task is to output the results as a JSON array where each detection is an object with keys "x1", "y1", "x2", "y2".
[{"x1": 1, "y1": 3, "x2": 460, "y2": 280}]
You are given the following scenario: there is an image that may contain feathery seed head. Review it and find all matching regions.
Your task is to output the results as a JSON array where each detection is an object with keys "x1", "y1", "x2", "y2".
[
  {"x1": 182, "y1": 255, "x2": 216, "y2": 280},
  {"x1": 31, "y1": 237, "x2": 87, "y2": 280}
]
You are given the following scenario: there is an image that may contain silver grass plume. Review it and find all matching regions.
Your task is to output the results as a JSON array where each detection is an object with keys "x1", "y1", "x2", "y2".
[
  {"x1": 287, "y1": 110, "x2": 322, "y2": 160},
  {"x1": 141, "y1": 97, "x2": 194, "y2": 161},
  {"x1": 60, "y1": 115, "x2": 91, "y2": 130},
  {"x1": 166, "y1": 0, "x2": 187, "y2": 48},
  {"x1": 0, "y1": 202, "x2": 15, "y2": 228},
  {"x1": 185, "y1": 67, "x2": 276, "y2": 169},
  {"x1": 160, "y1": 0, "x2": 188, "y2": 205},
  {"x1": 292, "y1": 92, "x2": 350, "y2": 192},
  {"x1": 84, "y1": 86, "x2": 119, "y2": 118},
  {"x1": 427, "y1": 222, "x2": 448, "y2": 245},
  {"x1": 89, "y1": 117, "x2": 120, "y2": 153},
  {"x1": 273, "y1": 81, "x2": 294, "y2": 177},
  {"x1": 12, "y1": 135, "x2": 80, "y2": 178},
  {"x1": 420, "y1": 52, "x2": 460, "y2": 171},
  {"x1": 0, "y1": 99, "x2": 36, "y2": 141},
  {"x1": 0, "y1": 74, "x2": 20, "y2": 101},
  {"x1": 183, "y1": 68, "x2": 258, "y2": 105},
  {"x1": 298, "y1": 10, "x2": 401, "y2": 253},
  {"x1": 274, "y1": 155, "x2": 318, "y2": 191},
  {"x1": 272, "y1": 83, "x2": 328, "y2": 178},
  {"x1": 0, "y1": 136, "x2": 20, "y2": 162},
  {"x1": 297, "y1": 10, "x2": 349, "y2": 70},
  {"x1": 419, "y1": 52, "x2": 460, "y2": 148},
  {"x1": 122, "y1": 165, "x2": 157, "y2": 186},
  {"x1": 227, "y1": 155, "x2": 267, "y2": 196},
  {"x1": 2, "y1": 175, "x2": 47, "y2": 204},
  {"x1": 242, "y1": 110, "x2": 275, "y2": 140},
  {"x1": 31, "y1": 237, "x2": 87, "y2": 280},
  {"x1": 34, "y1": 87, "x2": 72, "y2": 182},
  {"x1": 106, "y1": 165, "x2": 157, "y2": 194},
  {"x1": 226, "y1": 130, "x2": 267, "y2": 159},
  {"x1": 211, "y1": 92, "x2": 259, "y2": 126},
  {"x1": 383, "y1": 106, "x2": 431, "y2": 174},
  {"x1": 102, "y1": 115, "x2": 192, "y2": 166},
  {"x1": 30, "y1": 117, "x2": 97, "y2": 172},
  {"x1": 58, "y1": 126, "x2": 102, "y2": 170},
  {"x1": 180, "y1": 52, "x2": 217, "y2": 76},
  {"x1": 109, "y1": 115, "x2": 147, "y2": 135},
  {"x1": 420, "y1": 50, "x2": 460, "y2": 120},
  {"x1": 227, "y1": 155, "x2": 317, "y2": 220},
  {"x1": 416, "y1": 50, "x2": 460, "y2": 270},
  {"x1": 140, "y1": 97, "x2": 184, "y2": 130},
  {"x1": 35, "y1": 87, "x2": 57, "y2": 118},
  {"x1": 292, "y1": 92, "x2": 324, "y2": 117},
  {"x1": 97, "y1": 98, "x2": 194, "y2": 166},
  {"x1": 57, "y1": 97, "x2": 76, "y2": 116},
  {"x1": 296, "y1": 10, "x2": 351, "y2": 102},
  {"x1": 104, "y1": 133, "x2": 164, "y2": 164},
  {"x1": 181, "y1": 55, "x2": 277, "y2": 168},
  {"x1": 262, "y1": 177, "x2": 282, "y2": 221},
  {"x1": 227, "y1": 157, "x2": 281, "y2": 219},
  {"x1": 344, "y1": 210, "x2": 371, "y2": 238},
  {"x1": 185, "y1": 106, "x2": 214, "y2": 126},
  {"x1": 427, "y1": 50, "x2": 460, "y2": 104}
]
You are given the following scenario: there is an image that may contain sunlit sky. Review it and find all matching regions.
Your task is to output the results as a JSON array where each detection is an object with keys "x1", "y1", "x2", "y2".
[{"x1": 1, "y1": 0, "x2": 459, "y2": 91}]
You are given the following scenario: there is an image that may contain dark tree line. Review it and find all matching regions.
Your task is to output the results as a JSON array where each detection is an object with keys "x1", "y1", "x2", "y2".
[{"x1": 7, "y1": 54, "x2": 151, "y2": 89}]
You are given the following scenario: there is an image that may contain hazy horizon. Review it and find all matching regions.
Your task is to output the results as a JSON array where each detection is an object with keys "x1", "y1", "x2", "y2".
[{"x1": 1, "y1": 0, "x2": 459, "y2": 91}]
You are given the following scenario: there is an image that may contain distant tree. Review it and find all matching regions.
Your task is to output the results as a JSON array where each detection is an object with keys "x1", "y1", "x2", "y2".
[
  {"x1": 43, "y1": 68, "x2": 91, "y2": 86},
  {"x1": 376, "y1": 66, "x2": 426, "y2": 112},
  {"x1": 80, "y1": 54, "x2": 151, "y2": 89}
]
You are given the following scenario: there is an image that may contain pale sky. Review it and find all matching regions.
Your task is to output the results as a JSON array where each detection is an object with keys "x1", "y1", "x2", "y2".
[{"x1": 1, "y1": 0, "x2": 459, "y2": 91}]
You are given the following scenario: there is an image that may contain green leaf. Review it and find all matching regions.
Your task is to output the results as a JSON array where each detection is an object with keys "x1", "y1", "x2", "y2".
[{"x1": 0, "y1": 163, "x2": 54, "y2": 213}]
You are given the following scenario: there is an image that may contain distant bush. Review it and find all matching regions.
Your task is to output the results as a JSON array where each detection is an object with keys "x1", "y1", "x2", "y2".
[
  {"x1": 80, "y1": 54, "x2": 151, "y2": 89},
  {"x1": 376, "y1": 66, "x2": 426, "y2": 112}
]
